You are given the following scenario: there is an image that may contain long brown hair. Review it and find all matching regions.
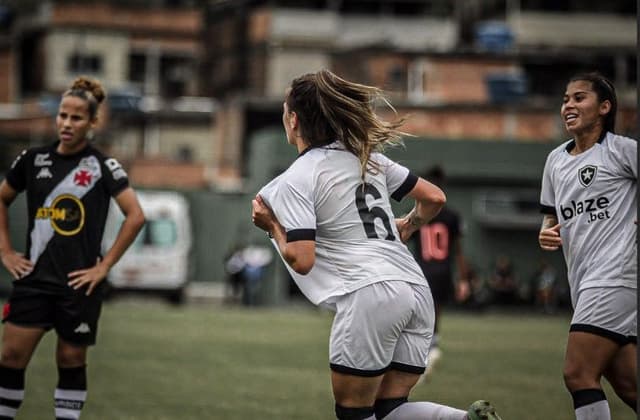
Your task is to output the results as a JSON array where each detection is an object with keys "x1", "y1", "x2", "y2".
[{"x1": 286, "y1": 69, "x2": 407, "y2": 178}]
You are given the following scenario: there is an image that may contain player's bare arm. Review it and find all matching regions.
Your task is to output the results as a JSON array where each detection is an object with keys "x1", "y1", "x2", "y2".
[
  {"x1": 396, "y1": 177, "x2": 446, "y2": 243},
  {"x1": 252, "y1": 195, "x2": 315, "y2": 274},
  {"x1": 0, "y1": 180, "x2": 34, "y2": 280},
  {"x1": 539, "y1": 214, "x2": 562, "y2": 251},
  {"x1": 68, "y1": 187, "x2": 145, "y2": 295}
]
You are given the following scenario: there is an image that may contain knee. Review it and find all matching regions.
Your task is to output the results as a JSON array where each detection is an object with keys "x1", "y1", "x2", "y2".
[
  {"x1": 0, "y1": 345, "x2": 30, "y2": 368},
  {"x1": 56, "y1": 344, "x2": 86, "y2": 367},
  {"x1": 563, "y1": 365, "x2": 598, "y2": 391}
]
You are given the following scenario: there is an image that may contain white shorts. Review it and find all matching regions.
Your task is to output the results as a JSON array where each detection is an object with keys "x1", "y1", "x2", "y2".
[
  {"x1": 571, "y1": 286, "x2": 637, "y2": 345},
  {"x1": 328, "y1": 281, "x2": 434, "y2": 376}
]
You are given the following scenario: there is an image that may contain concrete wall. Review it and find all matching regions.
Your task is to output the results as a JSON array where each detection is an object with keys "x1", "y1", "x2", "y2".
[{"x1": 44, "y1": 30, "x2": 130, "y2": 92}]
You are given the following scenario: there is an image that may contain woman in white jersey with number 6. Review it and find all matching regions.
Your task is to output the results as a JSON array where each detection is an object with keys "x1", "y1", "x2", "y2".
[
  {"x1": 539, "y1": 72, "x2": 637, "y2": 420},
  {"x1": 252, "y1": 69, "x2": 501, "y2": 420}
]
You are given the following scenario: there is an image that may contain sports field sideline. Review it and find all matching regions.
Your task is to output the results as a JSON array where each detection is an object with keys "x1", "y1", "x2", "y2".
[{"x1": 5, "y1": 298, "x2": 635, "y2": 420}]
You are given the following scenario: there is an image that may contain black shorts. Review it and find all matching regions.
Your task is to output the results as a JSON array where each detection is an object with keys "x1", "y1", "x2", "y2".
[
  {"x1": 2, "y1": 284, "x2": 103, "y2": 347},
  {"x1": 426, "y1": 277, "x2": 454, "y2": 304}
]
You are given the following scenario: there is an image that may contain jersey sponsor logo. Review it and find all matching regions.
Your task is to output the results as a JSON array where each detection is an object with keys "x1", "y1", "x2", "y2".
[
  {"x1": 559, "y1": 196, "x2": 611, "y2": 223},
  {"x1": 36, "y1": 167, "x2": 53, "y2": 179},
  {"x1": 36, "y1": 194, "x2": 85, "y2": 236},
  {"x1": 73, "y1": 323, "x2": 91, "y2": 334},
  {"x1": 29, "y1": 156, "x2": 101, "y2": 265},
  {"x1": 104, "y1": 158, "x2": 128, "y2": 180},
  {"x1": 578, "y1": 165, "x2": 597, "y2": 187},
  {"x1": 34, "y1": 153, "x2": 53, "y2": 167},
  {"x1": 73, "y1": 169, "x2": 93, "y2": 186}
]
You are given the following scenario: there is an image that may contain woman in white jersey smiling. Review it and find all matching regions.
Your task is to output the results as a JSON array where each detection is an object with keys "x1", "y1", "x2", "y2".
[
  {"x1": 539, "y1": 72, "x2": 637, "y2": 420},
  {"x1": 252, "y1": 69, "x2": 501, "y2": 420}
]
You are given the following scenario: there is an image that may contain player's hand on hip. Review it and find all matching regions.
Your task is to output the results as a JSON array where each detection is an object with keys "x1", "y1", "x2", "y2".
[
  {"x1": 0, "y1": 250, "x2": 34, "y2": 280},
  {"x1": 395, "y1": 217, "x2": 414, "y2": 243},
  {"x1": 539, "y1": 223, "x2": 562, "y2": 251},
  {"x1": 67, "y1": 257, "x2": 109, "y2": 296}
]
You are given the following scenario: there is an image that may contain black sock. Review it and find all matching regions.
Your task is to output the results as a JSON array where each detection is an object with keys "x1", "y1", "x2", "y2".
[
  {"x1": 374, "y1": 397, "x2": 408, "y2": 419},
  {"x1": 55, "y1": 365, "x2": 87, "y2": 420},
  {"x1": 0, "y1": 365, "x2": 25, "y2": 420},
  {"x1": 571, "y1": 388, "x2": 606, "y2": 409}
]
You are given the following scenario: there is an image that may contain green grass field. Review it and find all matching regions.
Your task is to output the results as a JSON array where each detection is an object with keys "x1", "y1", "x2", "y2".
[{"x1": 4, "y1": 299, "x2": 635, "y2": 420}]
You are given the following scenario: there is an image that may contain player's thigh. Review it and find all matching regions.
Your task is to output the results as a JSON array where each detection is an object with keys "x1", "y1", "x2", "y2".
[
  {"x1": 329, "y1": 281, "x2": 415, "y2": 373},
  {"x1": 391, "y1": 283, "x2": 434, "y2": 372},
  {"x1": 571, "y1": 286, "x2": 636, "y2": 340},
  {"x1": 604, "y1": 342, "x2": 637, "y2": 392},
  {"x1": 566, "y1": 286, "x2": 636, "y2": 381},
  {"x1": 0, "y1": 322, "x2": 47, "y2": 368},
  {"x1": 1, "y1": 293, "x2": 53, "y2": 367},
  {"x1": 331, "y1": 370, "x2": 384, "y2": 407},
  {"x1": 377, "y1": 369, "x2": 422, "y2": 400},
  {"x1": 54, "y1": 289, "x2": 103, "y2": 347},
  {"x1": 565, "y1": 331, "x2": 619, "y2": 381},
  {"x1": 375, "y1": 284, "x2": 433, "y2": 399}
]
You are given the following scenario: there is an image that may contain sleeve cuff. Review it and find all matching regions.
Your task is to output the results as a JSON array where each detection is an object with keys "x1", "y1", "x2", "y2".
[
  {"x1": 286, "y1": 229, "x2": 316, "y2": 242},
  {"x1": 391, "y1": 173, "x2": 418, "y2": 202},
  {"x1": 540, "y1": 204, "x2": 556, "y2": 216}
]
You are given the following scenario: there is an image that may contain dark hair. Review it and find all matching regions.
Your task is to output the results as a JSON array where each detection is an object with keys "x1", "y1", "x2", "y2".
[
  {"x1": 569, "y1": 72, "x2": 617, "y2": 133},
  {"x1": 62, "y1": 76, "x2": 106, "y2": 120},
  {"x1": 286, "y1": 69, "x2": 406, "y2": 178},
  {"x1": 423, "y1": 165, "x2": 445, "y2": 187}
]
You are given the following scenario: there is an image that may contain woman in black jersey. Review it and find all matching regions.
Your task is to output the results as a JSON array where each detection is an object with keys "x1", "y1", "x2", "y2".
[{"x1": 0, "y1": 76, "x2": 145, "y2": 419}]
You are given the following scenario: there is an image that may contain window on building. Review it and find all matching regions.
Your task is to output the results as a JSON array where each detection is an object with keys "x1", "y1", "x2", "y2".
[
  {"x1": 68, "y1": 53, "x2": 103, "y2": 74},
  {"x1": 129, "y1": 53, "x2": 147, "y2": 85},
  {"x1": 387, "y1": 64, "x2": 406, "y2": 92},
  {"x1": 520, "y1": 0, "x2": 634, "y2": 14}
]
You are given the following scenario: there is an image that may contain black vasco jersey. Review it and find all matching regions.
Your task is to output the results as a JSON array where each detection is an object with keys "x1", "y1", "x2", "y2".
[
  {"x1": 411, "y1": 206, "x2": 461, "y2": 284},
  {"x1": 6, "y1": 142, "x2": 129, "y2": 292}
]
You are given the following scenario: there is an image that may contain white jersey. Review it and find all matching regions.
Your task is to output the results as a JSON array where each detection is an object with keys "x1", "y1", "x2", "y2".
[
  {"x1": 258, "y1": 141, "x2": 427, "y2": 306},
  {"x1": 540, "y1": 132, "x2": 637, "y2": 303}
]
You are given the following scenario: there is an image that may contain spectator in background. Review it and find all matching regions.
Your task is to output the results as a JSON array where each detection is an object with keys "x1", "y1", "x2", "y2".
[
  {"x1": 409, "y1": 165, "x2": 470, "y2": 375},
  {"x1": 252, "y1": 69, "x2": 501, "y2": 420},
  {"x1": 224, "y1": 242, "x2": 248, "y2": 303},
  {"x1": 487, "y1": 254, "x2": 517, "y2": 306},
  {"x1": 224, "y1": 242, "x2": 273, "y2": 306},
  {"x1": 456, "y1": 262, "x2": 490, "y2": 311},
  {"x1": 0, "y1": 76, "x2": 145, "y2": 419},
  {"x1": 539, "y1": 72, "x2": 636, "y2": 420},
  {"x1": 532, "y1": 259, "x2": 558, "y2": 314}
]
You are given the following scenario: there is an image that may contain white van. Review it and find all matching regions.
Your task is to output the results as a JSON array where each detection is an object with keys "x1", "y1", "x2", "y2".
[{"x1": 102, "y1": 191, "x2": 192, "y2": 303}]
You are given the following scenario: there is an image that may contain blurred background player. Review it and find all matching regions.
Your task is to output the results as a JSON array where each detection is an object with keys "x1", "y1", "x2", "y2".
[
  {"x1": 539, "y1": 72, "x2": 637, "y2": 420},
  {"x1": 0, "y1": 76, "x2": 145, "y2": 419},
  {"x1": 252, "y1": 69, "x2": 501, "y2": 420},
  {"x1": 409, "y1": 165, "x2": 470, "y2": 375}
]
